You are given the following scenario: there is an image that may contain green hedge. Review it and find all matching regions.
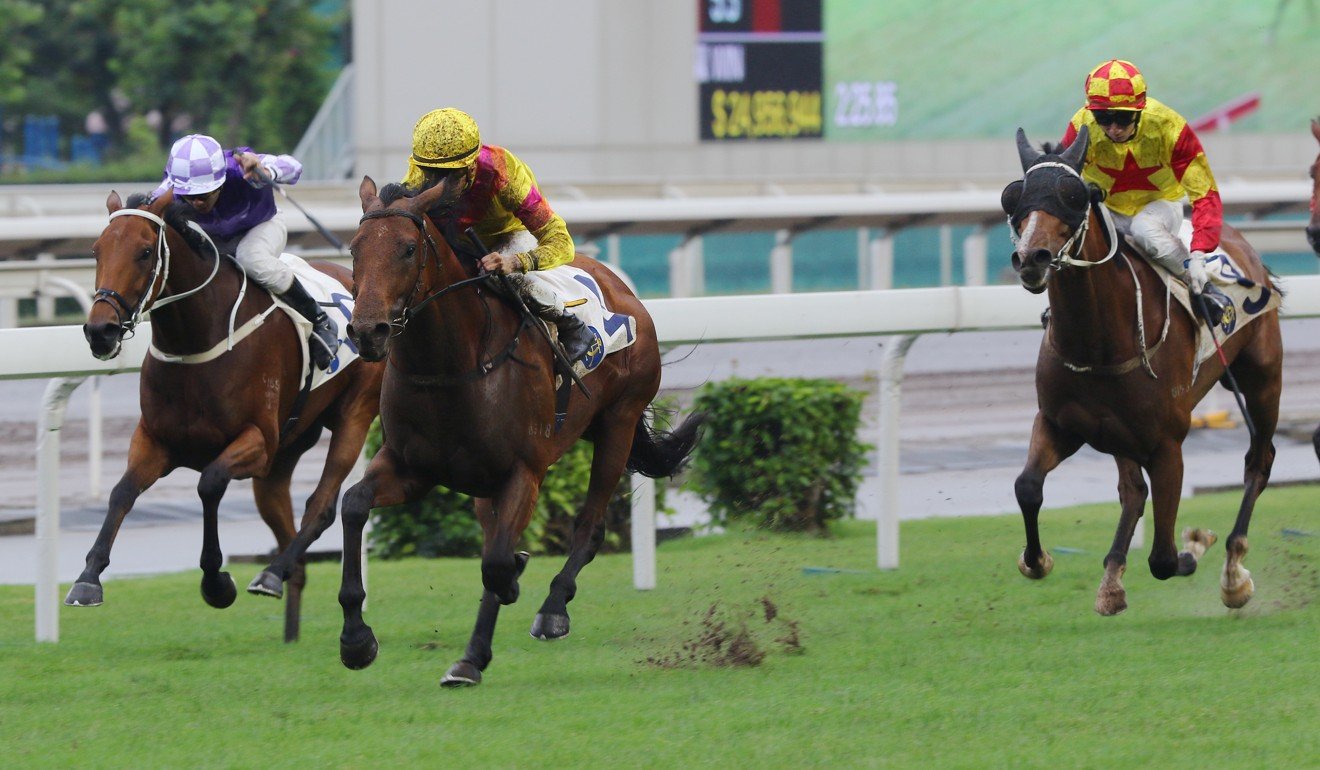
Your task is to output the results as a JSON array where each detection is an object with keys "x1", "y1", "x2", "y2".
[
  {"x1": 689, "y1": 378, "x2": 869, "y2": 533},
  {"x1": 364, "y1": 418, "x2": 656, "y2": 559}
]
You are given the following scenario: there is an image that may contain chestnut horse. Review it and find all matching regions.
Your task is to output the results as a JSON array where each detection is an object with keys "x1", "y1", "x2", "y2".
[
  {"x1": 1005, "y1": 129, "x2": 1282, "y2": 615},
  {"x1": 314, "y1": 177, "x2": 702, "y2": 686},
  {"x1": 72, "y1": 191, "x2": 383, "y2": 642}
]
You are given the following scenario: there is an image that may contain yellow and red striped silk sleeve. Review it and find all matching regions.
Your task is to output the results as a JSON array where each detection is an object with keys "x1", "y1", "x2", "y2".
[
  {"x1": 496, "y1": 148, "x2": 574, "y2": 271},
  {"x1": 1170, "y1": 123, "x2": 1221, "y2": 252}
]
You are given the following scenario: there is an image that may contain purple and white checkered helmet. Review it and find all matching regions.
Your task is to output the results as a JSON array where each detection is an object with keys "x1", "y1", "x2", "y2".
[{"x1": 164, "y1": 134, "x2": 227, "y2": 195}]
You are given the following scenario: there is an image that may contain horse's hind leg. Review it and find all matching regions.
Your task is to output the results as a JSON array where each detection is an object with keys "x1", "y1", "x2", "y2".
[
  {"x1": 532, "y1": 414, "x2": 638, "y2": 641},
  {"x1": 1015, "y1": 413, "x2": 1083, "y2": 579},
  {"x1": 65, "y1": 425, "x2": 170, "y2": 606},
  {"x1": 1219, "y1": 346, "x2": 1281, "y2": 608},
  {"x1": 251, "y1": 469, "x2": 299, "y2": 642},
  {"x1": 1096, "y1": 457, "x2": 1147, "y2": 616},
  {"x1": 197, "y1": 425, "x2": 271, "y2": 609}
]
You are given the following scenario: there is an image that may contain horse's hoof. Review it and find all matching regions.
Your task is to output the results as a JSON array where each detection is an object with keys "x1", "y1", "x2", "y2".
[
  {"x1": 340, "y1": 626, "x2": 378, "y2": 670},
  {"x1": 246, "y1": 570, "x2": 284, "y2": 599},
  {"x1": 1181, "y1": 527, "x2": 1218, "y2": 560},
  {"x1": 531, "y1": 613, "x2": 571, "y2": 640},
  {"x1": 64, "y1": 581, "x2": 104, "y2": 607},
  {"x1": 1221, "y1": 569, "x2": 1255, "y2": 609},
  {"x1": 201, "y1": 572, "x2": 237, "y2": 609},
  {"x1": 1017, "y1": 549, "x2": 1053, "y2": 579},
  {"x1": 441, "y1": 660, "x2": 482, "y2": 687},
  {"x1": 1094, "y1": 589, "x2": 1128, "y2": 616}
]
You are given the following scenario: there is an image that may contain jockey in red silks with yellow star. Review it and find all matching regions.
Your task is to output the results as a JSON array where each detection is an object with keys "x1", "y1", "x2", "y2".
[{"x1": 1058, "y1": 59, "x2": 1230, "y2": 317}]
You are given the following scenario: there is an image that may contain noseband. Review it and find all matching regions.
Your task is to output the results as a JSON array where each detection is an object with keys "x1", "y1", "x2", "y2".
[
  {"x1": 1008, "y1": 161, "x2": 1118, "y2": 269},
  {"x1": 95, "y1": 208, "x2": 221, "y2": 337},
  {"x1": 357, "y1": 207, "x2": 489, "y2": 333}
]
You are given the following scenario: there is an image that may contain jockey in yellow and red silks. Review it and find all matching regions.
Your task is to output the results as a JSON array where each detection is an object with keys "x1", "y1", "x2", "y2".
[
  {"x1": 1057, "y1": 59, "x2": 1229, "y2": 311},
  {"x1": 401, "y1": 108, "x2": 592, "y2": 361}
]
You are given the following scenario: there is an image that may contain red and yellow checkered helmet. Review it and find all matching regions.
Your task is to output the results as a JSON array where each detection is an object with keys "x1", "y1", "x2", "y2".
[{"x1": 1084, "y1": 59, "x2": 1146, "y2": 111}]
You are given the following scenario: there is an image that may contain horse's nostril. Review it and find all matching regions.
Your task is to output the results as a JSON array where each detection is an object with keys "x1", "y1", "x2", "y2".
[
  {"x1": 1031, "y1": 248, "x2": 1052, "y2": 266},
  {"x1": 373, "y1": 322, "x2": 390, "y2": 338}
]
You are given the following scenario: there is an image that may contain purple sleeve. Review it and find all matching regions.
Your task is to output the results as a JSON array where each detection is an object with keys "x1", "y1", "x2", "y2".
[{"x1": 255, "y1": 152, "x2": 302, "y2": 185}]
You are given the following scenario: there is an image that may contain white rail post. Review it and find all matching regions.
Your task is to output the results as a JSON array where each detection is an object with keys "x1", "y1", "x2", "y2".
[
  {"x1": 877, "y1": 334, "x2": 919, "y2": 570},
  {"x1": 41, "y1": 276, "x2": 99, "y2": 499},
  {"x1": 868, "y1": 229, "x2": 895, "y2": 290},
  {"x1": 962, "y1": 225, "x2": 988, "y2": 286},
  {"x1": 770, "y1": 229, "x2": 793, "y2": 294},
  {"x1": 37, "y1": 377, "x2": 87, "y2": 642},
  {"x1": 630, "y1": 472, "x2": 656, "y2": 590},
  {"x1": 668, "y1": 235, "x2": 704, "y2": 298},
  {"x1": 939, "y1": 225, "x2": 953, "y2": 286}
]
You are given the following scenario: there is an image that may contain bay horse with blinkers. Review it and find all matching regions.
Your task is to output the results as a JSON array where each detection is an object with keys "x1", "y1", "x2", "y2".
[
  {"x1": 73, "y1": 190, "x2": 384, "y2": 642},
  {"x1": 1005, "y1": 128, "x2": 1282, "y2": 615},
  {"x1": 320, "y1": 176, "x2": 703, "y2": 686}
]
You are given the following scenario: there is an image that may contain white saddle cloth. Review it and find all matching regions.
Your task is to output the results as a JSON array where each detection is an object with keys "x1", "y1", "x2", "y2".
[{"x1": 523, "y1": 265, "x2": 639, "y2": 375}]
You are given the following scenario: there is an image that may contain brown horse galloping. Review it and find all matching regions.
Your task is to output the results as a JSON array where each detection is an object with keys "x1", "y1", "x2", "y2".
[
  {"x1": 72, "y1": 191, "x2": 383, "y2": 642},
  {"x1": 1005, "y1": 129, "x2": 1282, "y2": 615},
  {"x1": 311, "y1": 177, "x2": 702, "y2": 686}
]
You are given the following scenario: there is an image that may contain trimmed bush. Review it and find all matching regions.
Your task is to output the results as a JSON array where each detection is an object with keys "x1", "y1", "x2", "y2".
[
  {"x1": 689, "y1": 378, "x2": 869, "y2": 533},
  {"x1": 364, "y1": 418, "x2": 655, "y2": 559}
]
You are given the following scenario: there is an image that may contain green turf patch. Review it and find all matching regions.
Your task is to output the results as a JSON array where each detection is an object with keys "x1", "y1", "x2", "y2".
[{"x1": 1, "y1": 486, "x2": 1317, "y2": 768}]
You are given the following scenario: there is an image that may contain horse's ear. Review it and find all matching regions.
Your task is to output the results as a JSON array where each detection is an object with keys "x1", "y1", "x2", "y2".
[
  {"x1": 1311, "y1": 118, "x2": 1320, "y2": 142},
  {"x1": 106, "y1": 191, "x2": 123, "y2": 214},
  {"x1": 1059, "y1": 128, "x2": 1088, "y2": 171},
  {"x1": 359, "y1": 175, "x2": 382, "y2": 213},
  {"x1": 147, "y1": 189, "x2": 174, "y2": 215},
  {"x1": 411, "y1": 177, "x2": 449, "y2": 213},
  {"x1": 1016, "y1": 128, "x2": 1044, "y2": 171}
]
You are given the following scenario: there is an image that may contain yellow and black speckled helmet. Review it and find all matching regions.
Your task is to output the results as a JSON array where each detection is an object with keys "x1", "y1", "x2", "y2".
[{"x1": 403, "y1": 108, "x2": 481, "y2": 189}]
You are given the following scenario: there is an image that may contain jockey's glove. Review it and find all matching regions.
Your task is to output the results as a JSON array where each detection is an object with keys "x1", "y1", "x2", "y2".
[{"x1": 1187, "y1": 251, "x2": 1210, "y2": 295}]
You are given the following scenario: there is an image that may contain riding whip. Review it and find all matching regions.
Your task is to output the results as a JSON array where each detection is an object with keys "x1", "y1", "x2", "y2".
[
  {"x1": 250, "y1": 163, "x2": 346, "y2": 253},
  {"x1": 465, "y1": 227, "x2": 592, "y2": 399},
  {"x1": 1197, "y1": 292, "x2": 1257, "y2": 441}
]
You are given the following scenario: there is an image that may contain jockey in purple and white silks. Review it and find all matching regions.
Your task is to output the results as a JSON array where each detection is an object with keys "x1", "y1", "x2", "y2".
[{"x1": 150, "y1": 133, "x2": 339, "y2": 369}]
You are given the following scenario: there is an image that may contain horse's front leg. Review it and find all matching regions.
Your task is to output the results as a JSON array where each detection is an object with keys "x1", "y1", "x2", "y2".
[
  {"x1": 1220, "y1": 365, "x2": 1279, "y2": 608},
  {"x1": 338, "y1": 446, "x2": 430, "y2": 671},
  {"x1": 1095, "y1": 457, "x2": 1147, "y2": 615},
  {"x1": 441, "y1": 467, "x2": 541, "y2": 688},
  {"x1": 196, "y1": 425, "x2": 272, "y2": 608},
  {"x1": 65, "y1": 425, "x2": 170, "y2": 607},
  {"x1": 1015, "y1": 412, "x2": 1083, "y2": 579}
]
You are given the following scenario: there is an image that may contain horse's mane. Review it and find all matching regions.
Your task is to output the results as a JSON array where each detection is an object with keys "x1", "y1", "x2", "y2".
[{"x1": 379, "y1": 183, "x2": 415, "y2": 206}]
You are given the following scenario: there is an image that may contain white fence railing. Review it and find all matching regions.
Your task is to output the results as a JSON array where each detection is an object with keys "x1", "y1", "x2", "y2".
[{"x1": 11, "y1": 277, "x2": 1320, "y2": 641}]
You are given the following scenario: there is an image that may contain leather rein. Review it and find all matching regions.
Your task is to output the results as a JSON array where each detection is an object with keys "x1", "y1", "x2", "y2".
[{"x1": 357, "y1": 207, "x2": 529, "y2": 385}]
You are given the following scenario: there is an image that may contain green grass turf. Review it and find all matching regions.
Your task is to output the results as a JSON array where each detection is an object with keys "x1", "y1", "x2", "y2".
[{"x1": 1, "y1": 486, "x2": 1317, "y2": 768}]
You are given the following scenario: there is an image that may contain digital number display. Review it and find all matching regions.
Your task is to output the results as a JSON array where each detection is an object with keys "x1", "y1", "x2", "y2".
[{"x1": 697, "y1": 0, "x2": 823, "y2": 141}]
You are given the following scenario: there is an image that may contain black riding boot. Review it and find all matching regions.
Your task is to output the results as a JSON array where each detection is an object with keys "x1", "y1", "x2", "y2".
[
  {"x1": 278, "y1": 279, "x2": 340, "y2": 370},
  {"x1": 1195, "y1": 282, "x2": 1231, "y2": 327},
  {"x1": 553, "y1": 311, "x2": 596, "y2": 363}
]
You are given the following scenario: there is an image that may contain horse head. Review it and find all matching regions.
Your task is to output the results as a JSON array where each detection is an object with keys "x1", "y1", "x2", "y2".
[
  {"x1": 347, "y1": 175, "x2": 450, "y2": 361},
  {"x1": 1307, "y1": 119, "x2": 1320, "y2": 255},
  {"x1": 1003, "y1": 127, "x2": 1102, "y2": 293},
  {"x1": 84, "y1": 190, "x2": 178, "y2": 359}
]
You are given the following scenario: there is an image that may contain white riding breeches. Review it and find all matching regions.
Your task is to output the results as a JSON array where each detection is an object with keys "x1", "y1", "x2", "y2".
[
  {"x1": 496, "y1": 229, "x2": 566, "y2": 314},
  {"x1": 1110, "y1": 199, "x2": 1189, "y2": 276},
  {"x1": 234, "y1": 211, "x2": 295, "y2": 294}
]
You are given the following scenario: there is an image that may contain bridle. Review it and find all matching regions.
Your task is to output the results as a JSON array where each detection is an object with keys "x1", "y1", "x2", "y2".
[
  {"x1": 356, "y1": 207, "x2": 529, "y2": 385},
  {"x1": 94, "y1": 207, "x2": 222, "y2": 339},
  {"x1": 357, "y1": 207, "x2": 490, "y2": 334},
  {"x1": 1007, "y1": 161, "x2": 1119, "y2": 269}
]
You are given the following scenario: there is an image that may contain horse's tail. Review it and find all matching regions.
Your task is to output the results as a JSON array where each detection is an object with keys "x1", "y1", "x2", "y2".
[{"x1": 626, "y1": 408, "x2": 706, "y2": 479}]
